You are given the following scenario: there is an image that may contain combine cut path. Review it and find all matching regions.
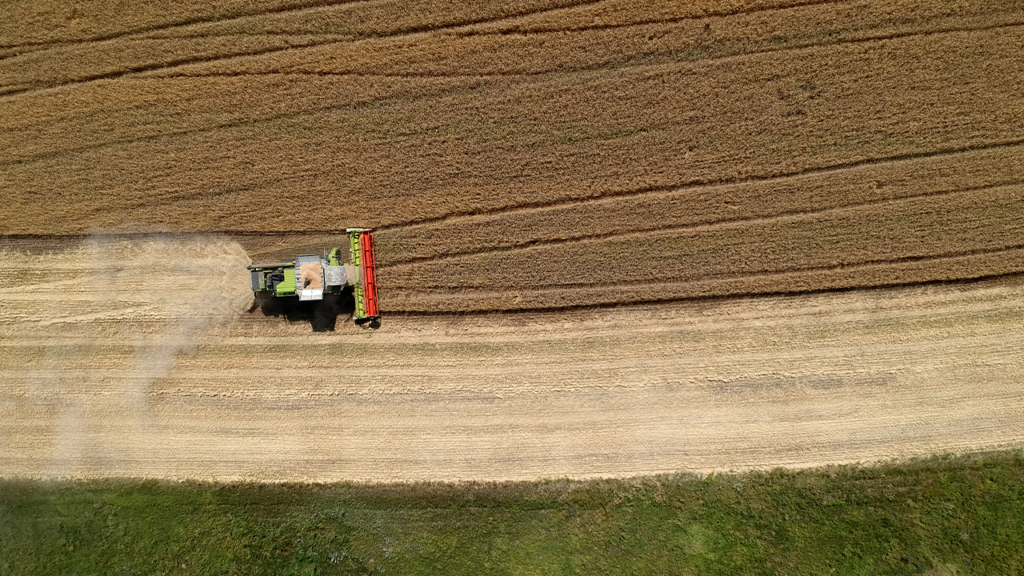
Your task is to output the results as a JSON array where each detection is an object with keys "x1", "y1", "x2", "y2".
[{"x1": 1, "y1": 238, "x2": 1022, "y2": 482}]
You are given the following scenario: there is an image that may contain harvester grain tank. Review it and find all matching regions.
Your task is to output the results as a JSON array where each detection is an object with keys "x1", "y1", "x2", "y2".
[{"x1": 247, "y1": 228, "x2": 381, "y2": 328}]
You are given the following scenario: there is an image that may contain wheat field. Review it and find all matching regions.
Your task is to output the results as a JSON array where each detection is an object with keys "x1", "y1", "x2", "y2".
[
  {"x1": 3, "y1": 0, "x2": 1023, "y2": 310},
  {"x1": 2, "y1": 0, "x2": 1023, "y2": 480}
]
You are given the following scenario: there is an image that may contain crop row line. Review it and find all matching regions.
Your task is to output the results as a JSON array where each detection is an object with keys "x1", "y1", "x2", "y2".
[
  {"x1": 385, "y1": 244, "x2": 1024, "y2": 296},
  {"x1": 383, "y1": 270, "x2": 1024, "y2": 315},
  {"x1": 113, "y1": 16, "x2": 1024, "y2": 85},
  {"x1": 0, "y1": 0, "x2": 842, "y2": 55},
  {"x1": 0, "y1": 79, "x2": 481, "y2": 167},
  {"x1": 383, "y1": 180, "x2": 1024, "y2": 267},
  {"x1": 145, "y1": 0, "x2": 851, "y2": 71},
  {"x1": 0, "y1": 0, "x2": 608, "y2": 66},
  {"x1": 459, "y1": 0, "x2": 853, "y2": 37},
  {"x1": 378, "y1": 138, "x2": 1024, "y2": 232},
  {"x1": 1, "y1": 19, "x2": 1017, "y2": 164},
  {"x1": 3, "y1": 139, "x2": 1022, "y2": 243},
  {"x1": 0, "y1": 0, "x2": 372, "y2": 53},
  {"x1": 0, "y1": 0, "x2": 927, "y2": 98}
]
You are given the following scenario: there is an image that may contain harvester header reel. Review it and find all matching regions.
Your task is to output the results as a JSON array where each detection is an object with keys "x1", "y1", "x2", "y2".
[{"x1": 247, "y1": 228, "x2": 381, "y2": 329}]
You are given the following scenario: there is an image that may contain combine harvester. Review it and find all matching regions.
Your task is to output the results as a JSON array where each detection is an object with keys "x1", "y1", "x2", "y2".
[{"x1": 247, "y1": 228, "x2": 380, "y2": 329}]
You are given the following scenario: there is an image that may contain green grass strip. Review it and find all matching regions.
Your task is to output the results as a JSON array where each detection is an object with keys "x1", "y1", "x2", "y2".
[{"x1": 2, "y1": 451, "x2": 1023, "y2": 575}]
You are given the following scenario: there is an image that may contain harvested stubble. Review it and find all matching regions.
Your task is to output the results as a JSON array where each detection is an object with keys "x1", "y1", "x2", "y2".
[
  {"x1": 3, "y1": 237, "x2": 1024, "y2": 480},
  {"x1": 2, "y1": 0, "x2": 1023, "y2": 312}
]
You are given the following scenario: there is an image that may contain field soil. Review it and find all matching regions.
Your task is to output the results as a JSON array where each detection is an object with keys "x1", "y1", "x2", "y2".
[
  {"x1": 1, "y1": 237, "x2": 1022, "y2": 481},
  {"x1": 1, "y1": 0, "x2": 1023, "y2": 481}
]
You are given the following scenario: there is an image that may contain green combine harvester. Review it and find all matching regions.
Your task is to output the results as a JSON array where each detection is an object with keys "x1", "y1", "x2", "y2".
[{"x1": 247, "y1": 228, "x2": 380, "y2": 329}]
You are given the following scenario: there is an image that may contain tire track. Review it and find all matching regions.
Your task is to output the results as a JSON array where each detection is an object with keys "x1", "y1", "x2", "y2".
[
  {"x1": 383, "y1": 271, "x2": 1024, "y2": 315},
  {"x1": 5, "y1": 0, "x2": 1010, "y2": 98},
  {"x1": 384, "y1": 181, "x2": 1024, "y2": 266},
  {"x1": 0, "y1": 78, "x2": 483, "y2": 168},
  {"x1": 456, "y1": 1, "x2": 1023, "y2": 42},
  {"x1": 0, "y1": 43, "x2": 351, "y2": 97},
  {"x1": 4, "y1": 142, "x2": 1019, "y2": 242},
  {"x1": 153, "y1": 70, "x2": 533, "y2": 80},
  {"x1": 0, "y1": 0, "x2": 828, "y2": 52},
  {"x1": 533, "y1": 244, "x2": 1024, "y2": 291},
  {"x1": 458, "y1": 0, "x2": 848, "y2": 36},
  {"x1": 2, "y1": 19, "x2": 1015, "y2": 168},
  {"x1": 385, "y1": 243, "x2": 1024, "y2": 293},
  {"x1": 0, "y1": 0, "x2": 376, "y2": 50},
  {"x1": 2, "y1": 18, "x2": 1018, "y2": 165},
  {"x1": 378, "y1": 138, "x2": 1024, "y2": 232},
  {"x1": 4, "y1": 141, "x2": 1024, "y2": 245},
  {"x1": 0, "y1": 34, "x2": 354, "y2": 65},
  {"x1": 0, "y1": 45, "x2": 52, "y2": 63},
  {"x1": 381, "y1": 245, "x2": 1024, "y2": 314},
  {"x1": 0, "y1": 0, "x2": 608, "y2": 93},
  {"x1": 141, "y1": 17, "x2": 1024, "y2": 83}
]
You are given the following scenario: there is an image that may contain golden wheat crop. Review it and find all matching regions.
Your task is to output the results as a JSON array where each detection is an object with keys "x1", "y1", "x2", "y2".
[
  {"x1": 376, "y1": 146, "x2": 1024, "y2": 265},
  {"x1": 152, "y1": 0, "x2": 1023, "y2": 78},
  {"x1": 380, "y1": 183, "x2": 1024, "y2": 298},
  {"x1": 2, "y1": 0, "x2": 1022, "y2": 311}
]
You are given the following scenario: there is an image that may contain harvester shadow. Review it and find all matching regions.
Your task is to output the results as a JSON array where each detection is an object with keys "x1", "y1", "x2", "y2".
[{"x1": 252, "y1": 288, "x2": 356, "y2": 332}]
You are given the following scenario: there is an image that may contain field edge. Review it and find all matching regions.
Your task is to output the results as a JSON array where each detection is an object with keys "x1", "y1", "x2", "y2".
[{"x1": 2, "y1": 448, "x2": 1023, "y2": 575}]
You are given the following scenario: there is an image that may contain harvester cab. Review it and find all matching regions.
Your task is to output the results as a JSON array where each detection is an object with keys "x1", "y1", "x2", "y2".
[{"x1": 247, "y1": 228, "x2": 381, "y2": 329}]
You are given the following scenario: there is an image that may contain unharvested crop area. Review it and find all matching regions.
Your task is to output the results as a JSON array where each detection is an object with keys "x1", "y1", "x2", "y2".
[
  {"x1": 1, "y1": 0, "x2": 1024, "y2": 483},
  {"x1": 3, "y1": 0, "x2": 1024, "y2": 311}
]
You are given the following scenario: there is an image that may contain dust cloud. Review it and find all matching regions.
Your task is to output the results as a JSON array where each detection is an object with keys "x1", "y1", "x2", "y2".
[{"x1": 0, "y1": 233, "x2": 252, "y2": 476}]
